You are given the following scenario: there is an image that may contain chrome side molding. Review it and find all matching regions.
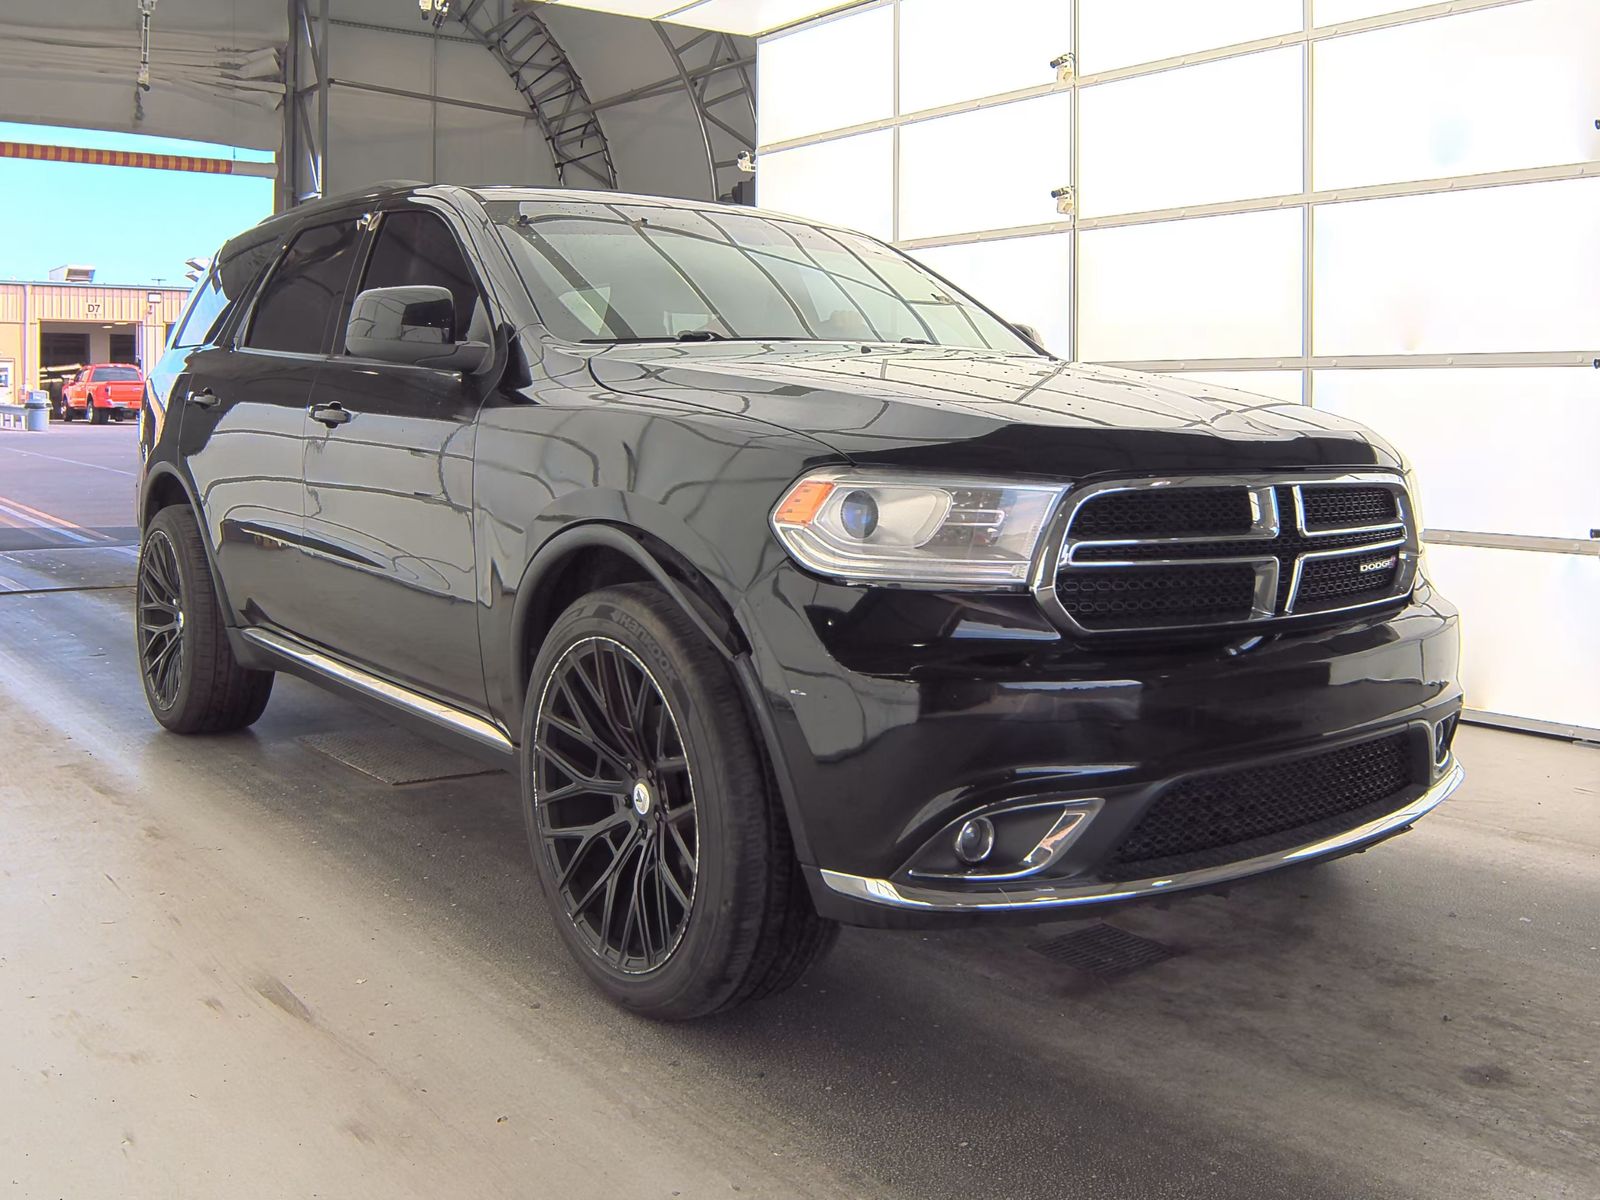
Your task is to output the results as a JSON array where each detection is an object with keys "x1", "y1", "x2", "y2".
[
  {"x1": 240, "y1": 627, "x2": 515, "y2": 754},
  {"x1": 820, "y1": 761, "x2": 1464, "y2": 912}
]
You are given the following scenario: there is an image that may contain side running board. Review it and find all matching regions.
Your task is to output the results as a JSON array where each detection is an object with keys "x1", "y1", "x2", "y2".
[{"x1": 240, "y1": 627, "x2": 515, "y2": 755}]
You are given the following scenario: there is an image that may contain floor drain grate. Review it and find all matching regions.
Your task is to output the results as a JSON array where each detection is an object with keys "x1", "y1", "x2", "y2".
[
  {"x1": 300, "y1": 727, "x2": 497, "y2": 786},
  {"x1": 1030, "y1": 923, "x2": 1179, "y2": 978}
]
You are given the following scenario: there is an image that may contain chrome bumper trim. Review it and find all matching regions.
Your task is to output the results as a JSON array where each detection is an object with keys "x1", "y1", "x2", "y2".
[{"x1": 819, "y1": 761, "x2": 1464, "y2": 912}]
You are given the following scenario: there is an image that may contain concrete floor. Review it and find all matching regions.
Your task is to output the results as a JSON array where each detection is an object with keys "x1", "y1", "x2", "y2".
[{"x1": 1, "y1": 424, "x2": 1598, "y2": 1199}]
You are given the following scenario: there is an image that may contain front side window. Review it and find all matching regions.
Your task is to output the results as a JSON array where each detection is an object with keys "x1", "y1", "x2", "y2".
[
  {"x1": 487, "y1": 198, "x2": 1031, "y2": 353},
  {"x1": 244, "y1": 221, "x2": 363, "y2": 355},
  {"x1": 355, "y1": 209, "x2": 489, "y2": 347}
]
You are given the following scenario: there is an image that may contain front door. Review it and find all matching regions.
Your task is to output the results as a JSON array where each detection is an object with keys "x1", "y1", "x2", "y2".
[{"x1": 299, "y1": 204, "x2": 493, "y2": 711}]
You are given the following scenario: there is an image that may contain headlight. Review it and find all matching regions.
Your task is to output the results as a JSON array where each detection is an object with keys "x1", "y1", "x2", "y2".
[{"x1": 771, "y1": 469, "x2": 1068, "y2": 588}]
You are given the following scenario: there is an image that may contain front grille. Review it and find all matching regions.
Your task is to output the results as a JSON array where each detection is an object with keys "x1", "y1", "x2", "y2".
[
  {"x1": 1301, "y1": 485, "x2": 1398, "y2": 531},
  {"x1": 1057, "y1": 563, "x2": 1258, "y2": 629},
  {"x1": 1070, "y1": 487, "x2": 1254, "y2": 539},
  {"x1": 1295, "y1": 550, "x2": 1400, "y2": 609},
  {"x1": 1103, "y1": 732, "x2": 1416, "y2": 881},
  {"x1": 1047, "y1": 476, "x2": 1413, "y2": 634}
]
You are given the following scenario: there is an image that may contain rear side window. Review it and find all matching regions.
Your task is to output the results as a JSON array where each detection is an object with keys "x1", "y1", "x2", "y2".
[
  {"x1": 244, "y1": 221, "x2": 363, "y2": 354},
  {"x1": 171, "y1": 268, "x2": 230, "y2": 349},
  {"x1": 356, "y1": 210, "x2": 488, "y2": 345}
]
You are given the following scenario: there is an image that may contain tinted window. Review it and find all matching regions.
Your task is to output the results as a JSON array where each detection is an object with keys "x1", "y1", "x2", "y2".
[
  {"x1": 356, "y1": 210, "x2": 487, "y2": 345},
  {"x1": 488, "y1": 198, "x2": 1030, "y2": 353},
  {"x1": 245, "y1": 221, "x2": 362, "y2": 354},
  {"x1": 171, "y1": 267, "x2": 230, "y2": 349},
  {"x1": 93, "y1": 367, "x2": 141, "y2": 381}
]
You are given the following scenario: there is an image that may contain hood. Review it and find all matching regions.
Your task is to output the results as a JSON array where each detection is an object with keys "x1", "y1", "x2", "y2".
[{"x1": 586, "y1": 343, "x2": 1399, "y2": 480}]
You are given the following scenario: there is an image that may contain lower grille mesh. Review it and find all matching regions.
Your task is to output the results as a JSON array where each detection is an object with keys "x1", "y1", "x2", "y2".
[
  {"x1": 1296, "y1": 552, "x2": 1400, "y2": 609},
  {"x1": 1057, "y1": 563, "x2": 1258, "y2": 628},
  {"x1": 1104, "y1": 733, "x2": 1415, "y2": 881}
]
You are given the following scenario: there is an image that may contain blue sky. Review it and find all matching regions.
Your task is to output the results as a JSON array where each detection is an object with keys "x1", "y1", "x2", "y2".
[{"x1": 0, "y1": 123, "x2": 274, "y2": 287}]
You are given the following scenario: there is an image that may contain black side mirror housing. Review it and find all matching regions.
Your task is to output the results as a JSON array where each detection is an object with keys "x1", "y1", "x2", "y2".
[{"x1": 346, "y1": 285, "x2": 488, "y2": 372}]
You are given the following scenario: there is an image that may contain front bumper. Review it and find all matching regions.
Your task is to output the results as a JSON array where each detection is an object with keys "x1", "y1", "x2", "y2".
[
  {"x1": 816, "y1": 760, "x2": 1462, "y2": 916},
  {"x1": 737, "y1": 563, "x2": 1463, "y2": 927}
]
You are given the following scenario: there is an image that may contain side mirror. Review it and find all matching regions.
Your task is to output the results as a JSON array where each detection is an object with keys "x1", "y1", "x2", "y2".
[
  {"x1": 345, "y1": 285, "x2": 490, "y2": 372},
  {"x1": 1012, "y1": 322, "x2": 1044, "y2": 347}
]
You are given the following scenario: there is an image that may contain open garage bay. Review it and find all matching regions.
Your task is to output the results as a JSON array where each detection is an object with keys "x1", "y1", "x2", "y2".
[{"x1": 0, "y1": 428, "x2": 1595, "y2": 1200}]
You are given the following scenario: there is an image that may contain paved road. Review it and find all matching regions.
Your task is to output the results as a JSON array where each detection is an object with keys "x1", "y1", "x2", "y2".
[
  {"x1": 1, "y1": 435, "x2": 1597, "y2": 1199},
  {"x1": 0, "y1": 423, "x2": 140, "y2": 551}
]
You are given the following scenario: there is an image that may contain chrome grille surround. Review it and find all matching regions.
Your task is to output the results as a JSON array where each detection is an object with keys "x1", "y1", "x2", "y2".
[{"x1": 1031, "y1": 471, "x2": 1418, "y2": 636}]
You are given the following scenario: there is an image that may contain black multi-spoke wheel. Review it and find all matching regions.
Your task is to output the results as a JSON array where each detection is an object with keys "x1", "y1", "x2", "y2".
[
  {"x1": 136, "y1": 505, "x2": 274, "y2": 733},
  {"x1": 137, "y1": 529, "x2": 186, "y2": 710},
  {"x1": 533, "y1": 637, "x2": 698, "y2": 974},
  {"x1": 522, "y1": 583, "x2": 838, "y2": 1020}
]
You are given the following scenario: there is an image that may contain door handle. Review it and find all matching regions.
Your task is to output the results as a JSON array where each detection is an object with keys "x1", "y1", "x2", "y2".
[
  {"x1": 186, "y1": 387, "x2": 220, "y2": 409},
  {"x1": 310, "y1": 402, "x2": 353, "y2": 428}
]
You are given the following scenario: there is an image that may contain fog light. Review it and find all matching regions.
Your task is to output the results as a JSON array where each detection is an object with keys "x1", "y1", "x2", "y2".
[{"x1": 954, "y1": 816, "x2": 996, "y2": 865}]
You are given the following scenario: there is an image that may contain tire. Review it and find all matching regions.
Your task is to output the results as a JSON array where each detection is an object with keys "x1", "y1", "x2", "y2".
[
  {"x1": 521, "y1": 583, "x2": 837, "y2": 1020},
  {"x1": 136, "y1": 505, "x2": 274, "y2": 733},
  {"x1": 52, "y1": 395, "x2": 65, "y2": 422},
  {"x1": 90, "y1": 400, "x2": 108, "y2": 425},
  {"x1": 61, "y1": 400, "x2": 74, "y2": 423}
]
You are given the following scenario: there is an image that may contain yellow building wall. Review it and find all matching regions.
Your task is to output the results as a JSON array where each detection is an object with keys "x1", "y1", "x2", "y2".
[{"x1": 0, "y1": 281, "x2": 189, "y2": 393}]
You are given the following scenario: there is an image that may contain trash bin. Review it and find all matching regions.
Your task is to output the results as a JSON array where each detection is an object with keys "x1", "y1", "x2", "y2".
[{"x1": 24, "y1": 391, "x2": 50, "y2": 432}]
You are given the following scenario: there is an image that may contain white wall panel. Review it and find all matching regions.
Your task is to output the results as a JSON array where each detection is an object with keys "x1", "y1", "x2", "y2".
[
  {"x1": 1313, "y1": 368, "x2": 1599, "y2": 540},
  {"x1": 1078, "y1": 0, "x2": 1300, "y2": 73},
  {"x1": 898, "y1": 0, "x2": 1071, "y2": 112},
  {"x1": 1315, "y1": 0, "x2": 1600, "y2": 189},
  {"x1": 1314, "y1": 177, "x2": 1600, "y2": 355},
  {"x1": 1078, "y1": 209, "x2": 1303, "y2": 361},
  {"x1": 758, "y1": 4, "x2": 893, "y2": 144},
  {"x1": 757, "y1": 129, "x2": 895, "y2": 239},
  {"x1": 1426, "y1": 545, "x2": 1600, "y2": 731},
  {"x1": 897, "y1": 94, "x2": 1070, "y2": 240},
  {"x1": 1079, "y1": 48, "x2": 1302, "y2": 216},
  {"x1": 1170, "y1": 371, "x2": 1305, "y2": 403},
  {"x1": 912, "y1": 233, "x2": 1072, "y2": 356}
]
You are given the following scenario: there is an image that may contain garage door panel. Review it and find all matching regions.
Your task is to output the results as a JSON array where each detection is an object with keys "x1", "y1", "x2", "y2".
[
  {"x1": 912, "y1": 233, "x2": 1071, "y2": 356},
  {"x1": 898, "y1": 0, "x2": 1072, "y2": 113},
  {"x1": 1426, "y1": 544, "x2": 1600, "y2": 732},
  {"x1": 757, "y1": 129, "x2": 895, "y2": 240},
  {"x1": 1315, "y1": 0, "x2": 1600, "y2": 189},
  {"x1": 1078, "y1": 208, "x2": 1303, "y2": 362},
  {"x1": 1313, "y1": 178, "x2": 1600, "y2": 356},
  {"x1": 1313, "y1": 368, "x2": 1599, "y2": 542}
]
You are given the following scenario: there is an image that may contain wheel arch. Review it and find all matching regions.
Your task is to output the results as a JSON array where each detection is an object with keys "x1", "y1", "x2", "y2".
[
  {"x1": 139, "y1": 465, "x2": 244, "y2": 633},
  {"x1": 510, "y1": 521, "x2": 750, "y2": 719}
]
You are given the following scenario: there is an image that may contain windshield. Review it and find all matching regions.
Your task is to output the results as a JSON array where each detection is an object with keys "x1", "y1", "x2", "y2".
[
  {"x1": 487, "y1": 198, "x2": 1033, "y2": 354},
  {"x1": 95, "y1": 367, "x2": 141, "y2": 381}
]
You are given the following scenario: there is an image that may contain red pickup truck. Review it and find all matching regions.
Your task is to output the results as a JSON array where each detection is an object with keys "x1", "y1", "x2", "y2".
[{"x1": 61, "y1": 363, "x2": 145, "y2": 423}]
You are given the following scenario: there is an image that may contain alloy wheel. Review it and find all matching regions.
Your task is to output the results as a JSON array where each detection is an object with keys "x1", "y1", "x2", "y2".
[
  {"x1": 137, "y1": 530, "x2": 185, "y2": 709},
  {"x1": 532, "y1": 636, "x2": 698, "y2": 975}
]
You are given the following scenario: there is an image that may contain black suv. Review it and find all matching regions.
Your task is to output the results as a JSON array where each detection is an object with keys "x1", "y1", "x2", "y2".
[{"x1": 136, "y1": 184, "x2": 1464, "y2": 1019}]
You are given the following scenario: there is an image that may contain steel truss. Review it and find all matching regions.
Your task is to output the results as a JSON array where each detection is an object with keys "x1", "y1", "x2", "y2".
[
  {"x1": 452, "y1": 0, "x2": 618, "y2": 190},
  {"x1": 652, "y1": 22, "x2": 757, "y2": 201}
]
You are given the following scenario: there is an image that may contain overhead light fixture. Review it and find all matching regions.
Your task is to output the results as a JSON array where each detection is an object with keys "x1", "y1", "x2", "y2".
[{"x1": 419, "y1": 0, "x2": 451, "y2": 27}]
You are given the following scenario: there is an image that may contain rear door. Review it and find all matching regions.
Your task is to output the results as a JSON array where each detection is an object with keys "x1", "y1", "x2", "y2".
[
  {"x1": 298, "y1": 202, "x2": 492, "y2": 710},
  {"x1": 178, "y1": 216, "x2": 364, "y2": 637}
]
